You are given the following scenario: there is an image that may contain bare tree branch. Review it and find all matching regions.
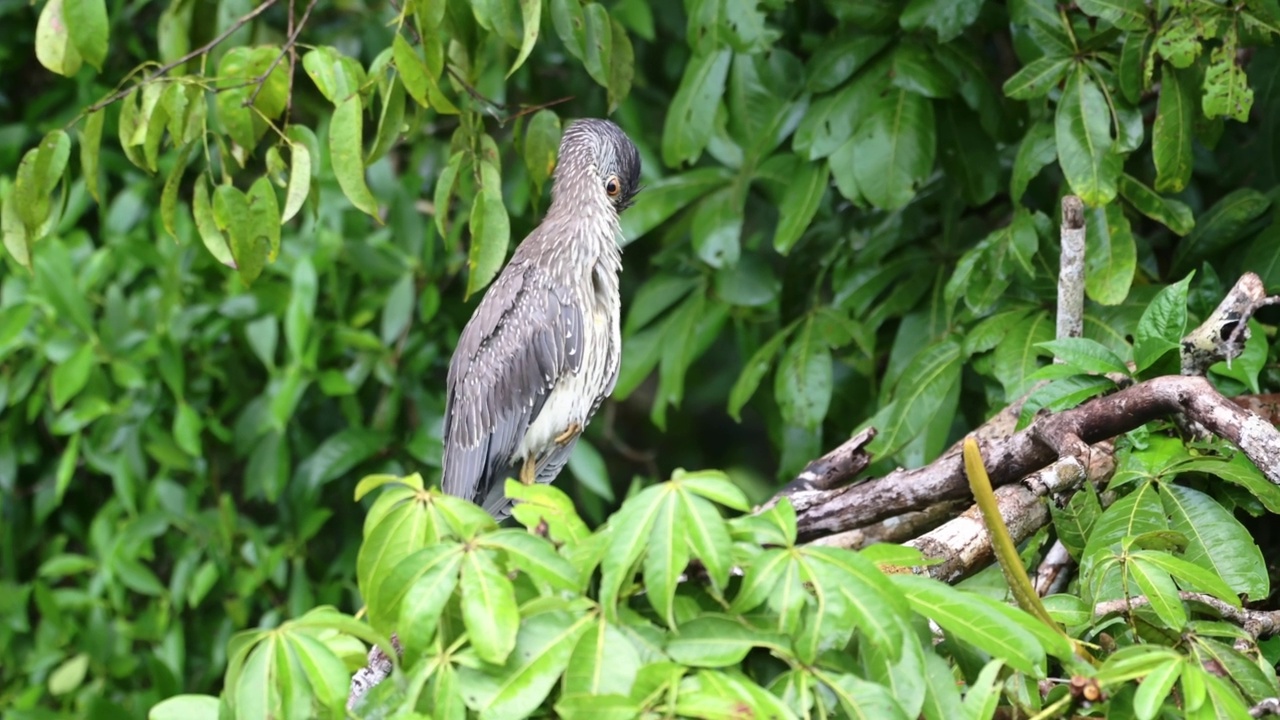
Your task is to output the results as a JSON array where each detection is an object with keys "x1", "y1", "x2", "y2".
[{"x1": 1095, "y1": 592, "x2": 1280, "y2": 638}]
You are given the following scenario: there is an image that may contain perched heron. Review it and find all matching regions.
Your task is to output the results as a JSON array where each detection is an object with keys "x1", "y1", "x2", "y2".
[{"x1": 441, "y1": 118, "x2": 642, "y2": 518}]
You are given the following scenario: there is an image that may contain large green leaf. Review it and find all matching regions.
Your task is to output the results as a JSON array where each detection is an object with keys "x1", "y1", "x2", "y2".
[
  {"x1": 662, "y1": 50, "x2": 733, "y2": 167},
  {"x1": 1153, "y1": 65, "x2": 1194, "y2": 193},
  {"x1": 461, "y1": 549, "x2": 520, "y2": 665},
  {"x1": 1055, "y1": 67, "x2": 1121, "y2": 206},
  {"x1": 851, "y1": 87, "x2": 937, "y2": 210},
  {"x1": 458, "y1": 611, "x2": 591, "y2": 719},
  {"x1": 1160, "y1": 484, "x2": 1269, "y2": 599},
  {"x1": 1083, "y1": 203, "x2": 1137, "y2": 305},
  {"x1": 894, "y1": 576, "x2": 1046, "y2": 677}
]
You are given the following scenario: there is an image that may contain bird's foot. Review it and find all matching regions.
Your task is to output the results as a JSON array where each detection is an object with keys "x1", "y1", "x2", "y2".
[
  {"x1": 554, "y1": 423, "x2": 580, "y2": 445},
  {"x1": 519, "y1": 456, "x2": 537, "y2": 485}
]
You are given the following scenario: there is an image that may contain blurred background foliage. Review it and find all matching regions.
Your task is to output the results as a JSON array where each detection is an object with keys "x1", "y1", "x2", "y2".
[{"x1": 6, "y1": 0, "x2": 1280, "y2": 715}]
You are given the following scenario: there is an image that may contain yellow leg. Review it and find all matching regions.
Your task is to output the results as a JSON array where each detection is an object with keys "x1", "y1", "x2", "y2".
[
  {"x1": 520, "y1": 455, "x2": 537, "y2": 485},
  {"x1": 554, "y1": 422, "x2": 580, "y2": 445}
]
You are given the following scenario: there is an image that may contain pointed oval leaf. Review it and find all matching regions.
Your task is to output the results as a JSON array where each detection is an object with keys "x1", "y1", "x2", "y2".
[{"x1": 330, "y1": 95, "x2": 381, "y2": 219}]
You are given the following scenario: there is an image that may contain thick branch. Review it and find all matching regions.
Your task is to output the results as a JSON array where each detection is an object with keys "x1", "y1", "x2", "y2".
[
  {"x1": 904, "y1": 442, "x2": 1115, "y2": 583},
  {"x1": 791, "y1": 375, "x2": 1280, "y2": 540}
]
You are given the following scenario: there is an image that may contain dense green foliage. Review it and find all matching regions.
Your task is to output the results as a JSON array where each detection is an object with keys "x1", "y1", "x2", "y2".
[{"x1": 7, "y1": 0, "x2": 1280, "y2": 716}]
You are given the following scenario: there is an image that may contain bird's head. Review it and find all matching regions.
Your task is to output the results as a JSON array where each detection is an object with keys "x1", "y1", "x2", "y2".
[{"x1": 554, "y1": 118, "x2": 642, "y2": 213}]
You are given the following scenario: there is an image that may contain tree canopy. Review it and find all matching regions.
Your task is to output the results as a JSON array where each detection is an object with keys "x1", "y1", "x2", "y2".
[{"x1": 7, "y1": 0, "x2": 1280, "y2": 718}]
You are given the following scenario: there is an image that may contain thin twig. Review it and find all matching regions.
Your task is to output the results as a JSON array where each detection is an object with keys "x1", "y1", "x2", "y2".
[
  {"x1": 1095, "y1": 592, "x2": 1280, "y2": 638},
  {"x1": 285, "y1": 0, "x2": 297, "y2": 122},
  {"x1": 246, "y1": 0, "x2": 318, "y2": 109},
  {"x1": 446, "y1": 65, "x2": 504, "y2": 115},
  {"x1": 499, "y1": 96, "x2": 576, "y2": 125},
  {"x1": 83, "y1": 0, "x2": 283, "y2": 115}
]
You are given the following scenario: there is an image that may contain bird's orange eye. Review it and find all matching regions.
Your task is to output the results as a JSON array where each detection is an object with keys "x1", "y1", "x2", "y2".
[{"x1": 605, "y1": 175, "x2": 622, "y2": 197}]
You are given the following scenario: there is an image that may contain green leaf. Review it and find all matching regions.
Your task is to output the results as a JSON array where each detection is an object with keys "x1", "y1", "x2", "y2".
[
  {"x1": 507, "y1": 480, "x2": 591, "y2": 544},
  {"x1": 1083, "y1": 203, "x2": 1137, "y2": 305},
  {"x1": 460, "y1": 611, "x2": 590, "y2": 720},
  {"x1": 606, "y1": 16, "x2": 634, "y2": 112},
  {"x1": 690, "y1": 186, "x2": 743, "y2": 268},
  {"x1": 480, "y1": 529, "x2": 579, "y2": 591},
  {"x1": 462, "y1": 550, "x2": 520, "y2": 665},
  {"x1": 824, "y1": 674, "x2": 911, "y2": 720},
  {"x1": 794, "y1": 78, "x2": 871, "y2": 161},
  {"x1": 1050, "y1": 481, "x2": 1103, "y2": 560},
  {"x1": 466, "y1": 184, "x2": 510, "y2": 299},
  {"x1": 892, "y1": 575, "x2": 1046, "y2": 676},
  {"x1": 1133, "y1": 659, "x2": 1182, "y2": 720},
  {"x1": 80, "y1": 109, "x2": 104, "y2": 204},
  {"x1": 192, "y1": 176, "x2": 235, "y2": 267},
  {"x1": 1118, "y1": 29, "x2": 1149, "y2": 104},
  {"x1": 1076, "y1": 0, "x2": 1147, "y2": 30},
  {"x1": 900, "y1": 0, "x2": 982, "y2": 42},
  {"x1": 1119, "y1": 174, "x2": 1194, "y2": 235},
  {"x1": 1128, "y1": 556, "x2": 1187, "y2": 628},
  {"x1": 678, "y1": 490, "x2": 733, "y2": 590},
  {"x1": 1133, "y1": 272, "x2": 1193, "y2": 372},
  {"x1": 51, "y1": 344, "x2": 95, "y2": 411},
  {"x1": 1132, "y1": 550, "x2": 1239, "y2": 607},
  {"x1": 1036, "y1": 337, "x2": 1129, "y2": 375},
  {"x1": 562, "y1": 619, "x2": 641, "y2": 696},
  {"x1": 160, "y1": 144, "x2": 192, "y2": 241},
  {"x1": 1160, "y1": 484, "x2": 1268, "y2": 599},
  {"x1": 599, "y1": 485, "x2": 666, "y2": 616},
  {"x1": 774, "y1": 158, "x2": 828, "y2": 253},
  {"x1": 805, "y1": 34, "x2": 890, "y2": 93},
  {"x1": 1174, "y1": 455, "x2": 1280, "y2": 514},
  {"x1": 282, "y1": 139, "x2": 311, "y2": 224},
  {"x1": 523, "y1": 110, "x2": 561, "y2": 197},
  {"x1": 852, "y1": 87, "x2": 936, "y2": 210},
  {"x1": 1170, "y1": 188, "x2": 1271, "y2": 277},
  {"x1": 35, "y1": 0, "x2": 83, "y2": 77},
  {"x1": 213, "y1": 183, "x2": 267, "y2": 285},
  {"x1": 1003, "y1": 57, "x2": 1072, "y2": 100},
  {"x1": 868, "y1": 338, "x2": 963, "y2": 459},
  {"x1": 619, "y1": 168, "x2": 730, "y2": 243},
  {"x1": 774, "y1": 317, "x2": 833, "y2": 430},
  {"x1": 643, "y1": 489, "x2": 687, "y2": 627},
  {"x1": 367, "y1": 76, "x2": 406, "y2": 166},
  {"x1": 1055, "y1": 67, "x2": 1121, "y2": 206},
  {"x1": 62, "y1": 0, "x2": 108, "y2": 70},
  {"x1": 666, "y1": 615, "x2": 783, "y2": 667},
  {"x1": 246, "y1": 176, "x2": 281, "y2": 261},
  {"x1": 508, "y1": 0, "x2": 542, "y2": 77},
  {"x1": 149, "y1": 695, "x2": 221, "y2": 720},
  {"x1": 566, "y1": 439, "x2": 613, "y2": 502},
  {"x1": 727, "y1": 323, "x2": 793, "y2": 421},
  {"x1": 330, "y1": 95, "x2": 381, "y2": 219},
  {"x1": 662, "y1": 49, "x2": 732, "y2": 167},
  {"x1": 891, "y1": 41, "x2": 955, "y2": 98},
  {"x1": 397, "y1": 549, "x2": 464, "y2": 660},
  {"x1": 1203, "y1": 41, "x2": 1254, "y2": 122},
  {"x1": 1153, "y1": 65, "x2": 1194, "y2": 194},
  {"x1": 48, "y1": 653, "x2": 89, "y2": 696},
  {"x1": 1083, "y1": 481, "x2": 1167, "y2": 561}
]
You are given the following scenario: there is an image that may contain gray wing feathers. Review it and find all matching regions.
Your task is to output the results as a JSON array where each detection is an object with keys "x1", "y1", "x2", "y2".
[{"x1": 442, "y1": 260, "x2": 584, "y2": 505}]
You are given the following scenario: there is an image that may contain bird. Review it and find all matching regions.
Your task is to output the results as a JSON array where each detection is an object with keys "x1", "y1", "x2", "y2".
[{"x1": 441, "y1": 118, "x2": 642, "y2": 519}]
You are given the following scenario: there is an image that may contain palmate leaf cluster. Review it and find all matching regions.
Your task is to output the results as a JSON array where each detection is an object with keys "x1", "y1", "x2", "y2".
[
  {"x1": 7, "y1": 0, "x2": 1280, "y2": 717},
  {"x1": 158, "y1": 451, "x2": 1280, "y2": 719}
]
